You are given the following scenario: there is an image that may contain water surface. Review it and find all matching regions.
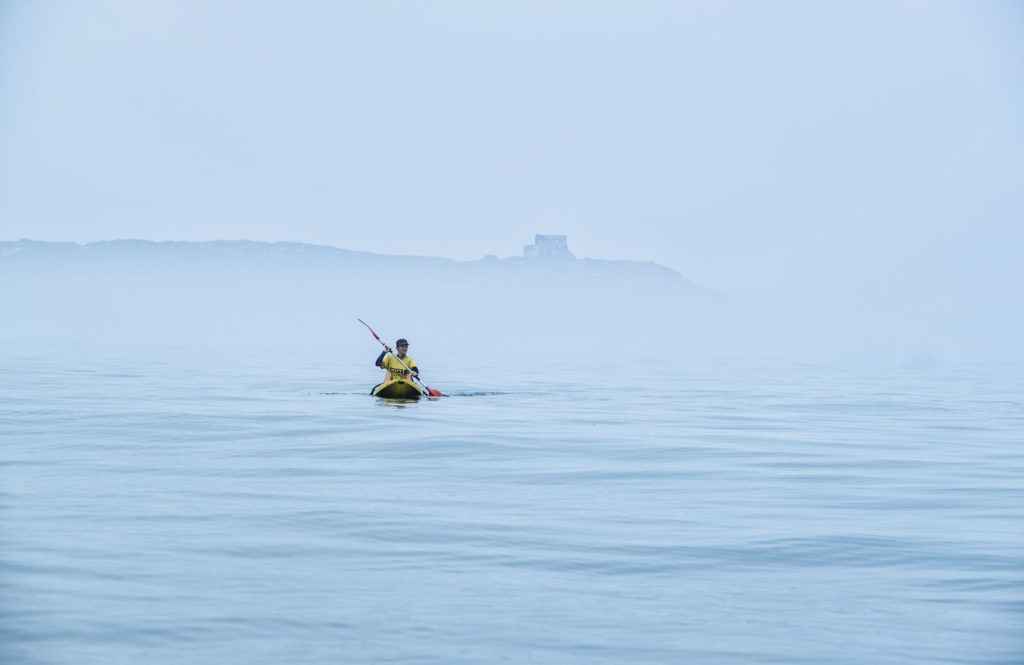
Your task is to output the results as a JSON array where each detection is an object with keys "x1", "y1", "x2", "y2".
[{"x1": 2, "y1": 353, "x2": 1021, "y2": 664}]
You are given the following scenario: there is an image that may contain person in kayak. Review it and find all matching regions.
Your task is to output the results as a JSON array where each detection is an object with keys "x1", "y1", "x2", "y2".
[{"x1": 375, "y1": 338, "x2": 419, "y2": 382}]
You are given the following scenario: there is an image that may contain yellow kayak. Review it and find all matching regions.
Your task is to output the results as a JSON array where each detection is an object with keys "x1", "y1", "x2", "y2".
[{"x1": 370, "y1": 377, "x2": 424, "y2": 399}]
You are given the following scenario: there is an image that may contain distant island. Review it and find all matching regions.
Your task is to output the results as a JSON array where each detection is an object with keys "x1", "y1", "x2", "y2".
[
  {"x1": 1, "y1": 233, "x2": 710, "y2": 350},
  {"x1": 0, "y1": 235, "x2": 700, "y2": 292}
]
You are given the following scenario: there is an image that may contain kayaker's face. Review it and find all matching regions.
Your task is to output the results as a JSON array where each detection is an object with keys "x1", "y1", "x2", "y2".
[{"x1": 396, "y1": 343, "x2": 408, "y2": 358}]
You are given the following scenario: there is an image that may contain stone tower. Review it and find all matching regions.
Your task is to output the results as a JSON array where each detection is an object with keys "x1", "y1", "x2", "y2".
[{"x1": 523, "y1": 234, "x2": 575, "y2": 260}]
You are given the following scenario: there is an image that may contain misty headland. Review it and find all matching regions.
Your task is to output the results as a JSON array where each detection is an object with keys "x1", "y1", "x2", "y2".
[{"x1": 3, "y1": 234, "x2": 703, "y2": 361}]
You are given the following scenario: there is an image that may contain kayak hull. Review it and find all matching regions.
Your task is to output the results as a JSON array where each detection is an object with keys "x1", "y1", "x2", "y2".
[{"x1": 371, "y1": 378, "x2": 423, "y2": 399}]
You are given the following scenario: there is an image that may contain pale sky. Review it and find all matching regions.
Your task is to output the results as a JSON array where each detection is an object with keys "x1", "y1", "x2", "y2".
[{"x1": 2, "y1": 1, "x2": 1021, "y2": 292}]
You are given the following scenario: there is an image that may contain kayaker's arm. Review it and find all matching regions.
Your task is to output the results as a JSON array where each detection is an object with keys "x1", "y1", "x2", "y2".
[{"x1": 375, "y1": 350, "x2": 388, "y2": 368}]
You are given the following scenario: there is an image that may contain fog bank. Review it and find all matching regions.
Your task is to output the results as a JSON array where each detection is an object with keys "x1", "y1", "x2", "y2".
[{"x1": 3, "y1": 239, "x2": 1018, "y2": 372}]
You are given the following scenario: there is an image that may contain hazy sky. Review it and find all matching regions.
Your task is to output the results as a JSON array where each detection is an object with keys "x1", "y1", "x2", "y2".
[{"x1": 2, "y1": 1, "x2": 1021, "y2": 291}]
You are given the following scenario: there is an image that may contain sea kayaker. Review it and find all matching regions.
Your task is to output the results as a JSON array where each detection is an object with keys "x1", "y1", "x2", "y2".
[{"x1": 375, "y1": 338, "x2": 419, "y2": 382}]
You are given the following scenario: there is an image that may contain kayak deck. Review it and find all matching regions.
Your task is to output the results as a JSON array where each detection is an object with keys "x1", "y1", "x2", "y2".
[{"x1": 371, "y1": 378, "x2": 424, "y2": 399}]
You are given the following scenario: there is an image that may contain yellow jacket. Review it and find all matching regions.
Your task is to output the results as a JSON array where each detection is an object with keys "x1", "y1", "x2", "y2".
[{"x1": 375, "y1": 351, "x2": 418, "y2": 381}]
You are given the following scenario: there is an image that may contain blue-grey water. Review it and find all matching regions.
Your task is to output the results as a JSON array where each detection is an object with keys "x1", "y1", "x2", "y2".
[{"x1": 2, "y1": 352, "x2": 1022, "y2": 664}]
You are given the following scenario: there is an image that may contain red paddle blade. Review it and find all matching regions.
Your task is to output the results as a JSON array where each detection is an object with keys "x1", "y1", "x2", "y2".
[
  {"x1": 426, "y1": 387, "x2": 444, "y2": 398},
  {"x1": 357, "y1": 318, "x2": 382, "y2": 342}
]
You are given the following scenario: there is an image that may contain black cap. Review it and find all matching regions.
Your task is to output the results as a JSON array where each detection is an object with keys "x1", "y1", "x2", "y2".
[{"x1": 396, "y1": 338, "x2": 409, "y2": 347}]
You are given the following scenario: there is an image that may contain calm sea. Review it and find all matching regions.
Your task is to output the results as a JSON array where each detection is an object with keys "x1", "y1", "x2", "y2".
[{"x1": 2, "y1": 351, "x2": 1022, "y2": 664}]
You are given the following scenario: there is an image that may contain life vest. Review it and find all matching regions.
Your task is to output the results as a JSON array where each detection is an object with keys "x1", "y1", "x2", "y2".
[{"x1": 381, "y1": 353, "x2": 418, "y2": 381}]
